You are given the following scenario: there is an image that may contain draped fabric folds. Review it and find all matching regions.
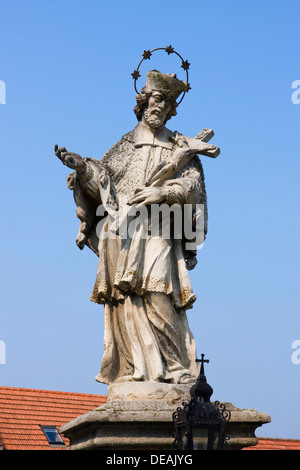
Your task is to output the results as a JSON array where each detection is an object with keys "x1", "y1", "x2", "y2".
[{"x1": 69, "y1": 123, "x2": 207, "y2": 384}]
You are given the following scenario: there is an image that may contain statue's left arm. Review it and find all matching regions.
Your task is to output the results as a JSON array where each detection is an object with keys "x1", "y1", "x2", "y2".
[
  {"x1": 129, "y1": 154, "x2": 203, "y2": 208},
  {"x1": 128, "y1": 153, "x2": 206, "y2": 268},
  {"x1": 166, "y1": 157, "x2": 207, "y2": 270},
  {"x1": 164, "y1": 162, "x2": 202, "y2": 206}
]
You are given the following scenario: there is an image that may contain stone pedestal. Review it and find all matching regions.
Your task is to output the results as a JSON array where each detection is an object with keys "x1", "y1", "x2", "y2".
[{"x1": 59, "y1": 383, "x2": 271, "y2": 450}]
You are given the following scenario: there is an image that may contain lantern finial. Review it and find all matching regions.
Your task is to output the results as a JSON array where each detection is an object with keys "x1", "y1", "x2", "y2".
[{"x1": 190, "y1": 354, "x2": 213, "y2": 402}]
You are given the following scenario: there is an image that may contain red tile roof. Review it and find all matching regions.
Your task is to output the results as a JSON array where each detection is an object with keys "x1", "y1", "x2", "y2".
[
  {"x1": 0, "y1": 386, "x2": 106, "y2": 450},
  {"x1": 0, "y1": 386, "x2": 299, "y2": 450},
  {"x1": 245, "y1": 437, "x2": 300, "y2": 451}
]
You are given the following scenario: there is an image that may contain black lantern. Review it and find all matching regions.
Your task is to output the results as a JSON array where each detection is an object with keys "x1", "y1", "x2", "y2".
[{"x1": 173, "y1": 354, "x2": 231, "y2": 450}]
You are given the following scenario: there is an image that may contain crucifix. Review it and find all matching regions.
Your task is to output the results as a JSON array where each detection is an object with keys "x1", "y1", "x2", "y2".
[{"x1": 196, "y1": 354, "x2": 209, "y2": 373}]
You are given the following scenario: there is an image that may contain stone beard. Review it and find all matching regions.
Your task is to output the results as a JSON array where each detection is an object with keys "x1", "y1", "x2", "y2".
[{"x1": 55, "y1": 71, "x2": 218, "y2": 386}]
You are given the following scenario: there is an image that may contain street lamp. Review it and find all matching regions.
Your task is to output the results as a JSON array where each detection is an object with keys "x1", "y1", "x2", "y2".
[{"x1": 173, "y1": 354, "x2": 231, "y2": 450}]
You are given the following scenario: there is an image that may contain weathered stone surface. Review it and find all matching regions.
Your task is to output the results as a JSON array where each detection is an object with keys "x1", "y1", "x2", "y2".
[
  {"x1": 59, "y1": 383, "x2": 271, "y2": 450},
  {"x1": 55, "y1": 54, "x2": 271, "y2": 451},
  {"x1": 55, "y1": 66, "x2": 220, "y2": 387},
  {"x1": 107, "y1": 382, "x2": 192, "y2": 403}
]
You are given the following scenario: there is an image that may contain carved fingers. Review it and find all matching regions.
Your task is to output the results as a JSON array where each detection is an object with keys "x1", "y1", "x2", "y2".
[
  {"x1": 54, "y1": 144, "x2": 67, "y2": 162},
  {"x1": 128, "y1": 186, "x2": 167, "y2": 206},
  {"x1": 54, "y1": 144, "x2": 85, "y2": 171}
]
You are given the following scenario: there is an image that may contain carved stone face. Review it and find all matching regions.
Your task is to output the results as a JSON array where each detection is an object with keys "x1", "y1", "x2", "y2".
[{"x1": 142, "y1": 91, "x2": 172, "y2": 130}]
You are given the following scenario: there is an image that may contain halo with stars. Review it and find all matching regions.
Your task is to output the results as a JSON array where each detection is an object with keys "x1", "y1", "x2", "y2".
[{"x1": 131, "y1": 45, "x2": 191, "y2": 105}]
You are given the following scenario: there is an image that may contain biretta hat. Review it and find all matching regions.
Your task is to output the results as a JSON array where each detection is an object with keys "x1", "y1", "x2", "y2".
[{"x1": 145, "y1": 70, "x2": 188, "y2": 101}]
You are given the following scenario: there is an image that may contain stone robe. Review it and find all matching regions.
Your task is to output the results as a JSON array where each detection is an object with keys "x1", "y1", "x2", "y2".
[{"x1": 69, "y1": 122, "x2": 208, "y2": 384}]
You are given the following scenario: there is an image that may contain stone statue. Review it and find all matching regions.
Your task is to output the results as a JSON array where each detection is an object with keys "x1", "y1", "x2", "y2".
[{"x1": 55, "y1": 61, "x2": 220, "y2": 387}]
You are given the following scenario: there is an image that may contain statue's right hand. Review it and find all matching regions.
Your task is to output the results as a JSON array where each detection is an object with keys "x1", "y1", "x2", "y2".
[
  {"x1": 54, "y1": 144, "x2": 86, "y2": 172},
  {"x1": 54, "y1": 144, "x2": 68, "y2": 162}
]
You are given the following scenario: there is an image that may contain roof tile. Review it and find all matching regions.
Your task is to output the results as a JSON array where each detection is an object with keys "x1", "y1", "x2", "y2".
[
  {"x1": 244, "y1": 437, "x2": 300, "y2": 451},
  {"x1": 0, "y1": 386, "x2": 106, "y2": 450},
  {"x1": 1, "y1": 386, "x2": 299, "y2": 450}
]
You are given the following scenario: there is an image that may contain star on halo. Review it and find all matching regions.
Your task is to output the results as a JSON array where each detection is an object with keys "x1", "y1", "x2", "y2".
[
  {"x1": 131, "y1": 70, "x2": 141, "y2": 80},
  {"x1": 142, "y1": 50, "x2": 152, "y2": 60},
  {"x1": 165, "y1": 45, "x2": 174, "y2": 55},
  {"x1": 181, "y1": 60, "x2": 190, "y2": 71}
]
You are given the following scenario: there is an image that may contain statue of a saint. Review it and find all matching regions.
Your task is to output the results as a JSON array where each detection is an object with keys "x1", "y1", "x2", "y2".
[{"x1": 55, "y1": 66, "x2": 219, "y2": 386}]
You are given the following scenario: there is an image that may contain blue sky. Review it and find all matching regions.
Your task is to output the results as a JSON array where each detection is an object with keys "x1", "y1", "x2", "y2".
[{"x1": 0, "y1": 0, "x2": 299, "y2": 440}]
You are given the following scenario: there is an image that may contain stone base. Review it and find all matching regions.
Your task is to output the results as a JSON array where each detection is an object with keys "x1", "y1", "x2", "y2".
[{"x1": 59, "y1": 383, "x2": 271, "y2": 450}]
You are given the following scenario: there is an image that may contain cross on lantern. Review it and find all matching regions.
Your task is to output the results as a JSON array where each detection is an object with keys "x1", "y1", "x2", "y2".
[
  {"x1": 173, "y1": 352, "x2": 231, "y2": 450},
  {"x1": 196, "y1": 354, "x2": 209, "y2": 369}
]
